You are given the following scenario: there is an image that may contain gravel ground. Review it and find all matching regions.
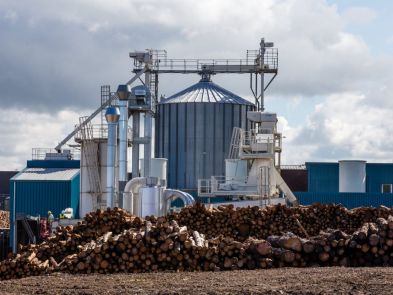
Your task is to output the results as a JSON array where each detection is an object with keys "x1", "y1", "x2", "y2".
[{"x1": 0, "y1": 267, "x2": 391, "y2": 295}]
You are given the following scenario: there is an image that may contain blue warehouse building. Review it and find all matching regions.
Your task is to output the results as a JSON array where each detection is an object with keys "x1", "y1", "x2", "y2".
[
  {"x1": 9, "y1": 159, "x2": 80, "y2": 249},
  {"x1": 293, "y1": 161, "x2": 393, "y2": 208}
]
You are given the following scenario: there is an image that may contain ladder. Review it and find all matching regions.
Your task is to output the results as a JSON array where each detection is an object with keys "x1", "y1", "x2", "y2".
[
  {"x1": 228, "y1": 127, "x2": 242, "y2": 159},
  {"x1": 100, "y1": 85, "x2": 111, "y2": 137},
  {"x1": 79, "y1": 116, "x2": 104, "y2": 209}
]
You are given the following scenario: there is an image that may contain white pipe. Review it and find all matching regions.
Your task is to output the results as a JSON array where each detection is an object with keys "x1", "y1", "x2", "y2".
[
  {"x1": 123, "y1": 177, "x2": 146, "y2": 214},
  {"x1": 106, "y1": 122, "x2": 117, "y2": 208},
  {"x1": 105, "y1": 106, "x2": 120, "y2": 209},
  {"x1": 132, "y1": 113, "x2": 140, "y2": 178},
  {"x1": 118, "y1": 99, "x2": 128, "y2": 183}
]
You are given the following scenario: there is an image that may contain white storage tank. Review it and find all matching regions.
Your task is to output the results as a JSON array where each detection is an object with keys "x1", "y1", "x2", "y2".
[
  {"x1": 225, "y1": 159, "x2": 248, "y2": 180},
  {"x1": 339, "y1": 160, "x2": 366, "y2": 192}
]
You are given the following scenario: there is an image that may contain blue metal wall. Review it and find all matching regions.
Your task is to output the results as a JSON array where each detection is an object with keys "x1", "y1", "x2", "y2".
[
  {"x1": 366, "y1": 164, "x2": 393, "y2": 193},
  {"x1": 306, "y1": 162, "x2": 393, "y2": 194},
  {"x1": 295, "y1": 192, "x2": 393, "y2": 209},
  {"x1": 306, "y1": 162, "x2": 339, "y2": 193},
  {"x1": 9, "y1": 179, "x2": 80, "y2": 219},
  {"x1": 27, "y1": 160, "x2": 80, "y2": 169}
]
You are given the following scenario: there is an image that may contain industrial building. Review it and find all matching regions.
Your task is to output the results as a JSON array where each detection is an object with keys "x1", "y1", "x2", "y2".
[
  {"x1": 291, "y1": 161, "x2": 393, "y2": 208},
  {"x1": 2, "y1": 37, "x2": 393, "y2": 255}
]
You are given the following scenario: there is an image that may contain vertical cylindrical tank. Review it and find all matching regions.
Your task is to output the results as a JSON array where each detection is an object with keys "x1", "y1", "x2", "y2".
[
  {"x1": 139, "y1": 186, "x2": 162, "y2": 217},
  {"x1": 339, "y1": 160, "x2": 366, "y2": 192},
  {"x1": 105, "y1": 106, "x2": 120, "y2": 208},
  {"x1": 155, "y1": 78, "x2": 255, "y2": 192}
]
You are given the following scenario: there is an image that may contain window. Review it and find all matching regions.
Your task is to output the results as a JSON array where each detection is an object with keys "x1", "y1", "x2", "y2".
[{"x1": 382, "y1": 184, "x2": 393, "y2": 193}]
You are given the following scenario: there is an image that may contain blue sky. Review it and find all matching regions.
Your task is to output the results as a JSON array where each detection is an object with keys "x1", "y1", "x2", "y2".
[{"x1": 0, "y1": 0, "x2": 393, "y2": 169}]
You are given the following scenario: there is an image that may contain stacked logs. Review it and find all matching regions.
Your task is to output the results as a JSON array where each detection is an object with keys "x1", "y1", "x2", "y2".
[
  {"x1": 0, "y1": 210, "x2": 9, "y2": 229},
  {"x1": 3, "y1": 204, "x2": 393, "y2": 280},
  {"x1": 169, "y1": 203, "x2": 393, "y2": 240}
]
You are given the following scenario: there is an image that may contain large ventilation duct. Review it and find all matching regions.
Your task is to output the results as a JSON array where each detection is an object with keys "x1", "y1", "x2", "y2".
[
  {"x1": 163, "y1": 189, "x2": 195, "y2": 214},
  {"x1": 123, "y1": 177, "x2": 146, "y2": 214},
  {"x1": 105, "y1": 106, "x2": 120, "y2": 208},
  {"x1": 339, "y1": 160, "x2": 366, "y2": 193},
  {"x1": 116, "y1": 84, "x2": 131, "y2": 208}
]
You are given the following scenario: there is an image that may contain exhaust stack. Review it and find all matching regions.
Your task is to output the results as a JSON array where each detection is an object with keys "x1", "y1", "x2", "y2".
[{"x1": 105, "y1": 106, "x2": 120, "y2": 208}]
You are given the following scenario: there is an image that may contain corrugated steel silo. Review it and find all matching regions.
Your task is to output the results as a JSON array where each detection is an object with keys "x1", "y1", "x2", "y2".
[{"x1": 155, "y1": 76, "x2": 256, "y2": 191}]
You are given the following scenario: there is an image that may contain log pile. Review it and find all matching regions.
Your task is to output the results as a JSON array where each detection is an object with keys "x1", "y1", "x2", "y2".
[
  {"x1": 2, "y1": 203, "x2": 393, "y2": 280},
  {"x1": 0, "y1": 210, "x2": 9, "y2": 229},
  {"x1": 169, "y1": 203, "x2": 393, "y2": 240}
]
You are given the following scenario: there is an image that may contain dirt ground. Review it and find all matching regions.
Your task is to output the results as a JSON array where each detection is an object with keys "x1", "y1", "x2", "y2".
[{"x1": 0, "y1": 267, "x2": 392, "y2": 295}]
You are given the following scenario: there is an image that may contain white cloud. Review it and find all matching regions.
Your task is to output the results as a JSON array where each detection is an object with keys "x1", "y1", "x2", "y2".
[
  {"x1": 342, "y1": 6, "x2": 377, "y2": 25},
  {"x1": 0, "y1": 0, "x2": 392, "y2": 169},
  {"x1": 286, "y1": 91, "x2": 393, "y2": 163},
  {"x1": 0, "y1": 108, "x2": 90, "y2": 170}
]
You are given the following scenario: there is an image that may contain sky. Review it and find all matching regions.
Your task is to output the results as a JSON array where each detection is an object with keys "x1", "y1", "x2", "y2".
[{"x1": 0, "y1": 0, "x2": 393, "y2": 170}]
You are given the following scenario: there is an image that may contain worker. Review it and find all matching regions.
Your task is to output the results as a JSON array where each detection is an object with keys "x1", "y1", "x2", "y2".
[{"x1": 47, "y1": 211, "x2": 54, "y2": 235}]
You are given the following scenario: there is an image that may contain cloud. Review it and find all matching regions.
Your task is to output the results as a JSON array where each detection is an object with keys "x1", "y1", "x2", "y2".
[
  {"x1": 286, "y1": 91, "x2": 393, "y2": 163},
  {"x1": 342, "y1": 6, "x2": 377, "y2": 25},
  {"x1": 0, "y1": 0, "x2": 388, "y2": 111},
  {"x1": 0, "y1": 0, "x2": 392, "y2": 170},
  {"x1": 0, "y1": 108, "x2": 90, "y2": 170}
]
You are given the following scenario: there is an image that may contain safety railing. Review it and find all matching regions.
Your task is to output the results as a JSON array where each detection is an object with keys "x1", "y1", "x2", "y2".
[
  {"x1": 240, "y1": 130, "x2": 274, "y2": 154},
  {"x1": 74, "y1": 124, "x2": 132, "y2": 141},
  {"x1": 32, "y1": 148, "x2": 80, "y2": 160}
]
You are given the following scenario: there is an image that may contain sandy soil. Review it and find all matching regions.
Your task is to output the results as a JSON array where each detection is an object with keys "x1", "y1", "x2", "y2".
[{"x1": 0, "y1": 267, "x2": 391, "y2": 295}]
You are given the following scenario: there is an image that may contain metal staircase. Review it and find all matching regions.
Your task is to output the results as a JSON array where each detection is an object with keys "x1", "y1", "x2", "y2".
[
  {"x1": 227, "y1": 127, "x2": 242, "y2": 159},
  {"x1": 79, "y1": 116, "x2": 104, "y2": 209}
]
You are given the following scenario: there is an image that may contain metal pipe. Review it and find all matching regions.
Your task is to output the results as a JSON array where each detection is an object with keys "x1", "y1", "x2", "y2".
[
  {"x1": 123, "y1": 177, "x2": 146, "y2": 215},
  {"x1": 105, "y1": 106, "x2": 120, "y2": 208},
  {"x1": 116, "y1": 85, "x2": 131, "y2": 209},
  {"x1": 12, "y1": 181, "x2": 16, "y2": 253},
  {"x1": 132, "y1": 113, "x2": 140, "y2": 178},
  {"x1": 144, "y1": 71, "x2": 152, "y2": 177}
]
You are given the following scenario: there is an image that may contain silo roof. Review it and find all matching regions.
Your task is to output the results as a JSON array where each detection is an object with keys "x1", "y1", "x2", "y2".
[{"x1": 160, "y1": 78, "x2": 255, "y2": 105}]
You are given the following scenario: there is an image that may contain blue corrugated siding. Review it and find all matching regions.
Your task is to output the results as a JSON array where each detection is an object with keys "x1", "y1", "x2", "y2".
[
  {"x1": 366, "y1": 164, "x2": 393, "y2": 193},
  {"x1": 295, "y1": 192, "x2": 393, "y2": 208},
  {"x1": 9, "y1": 176, "x2": 80, "y2": 247},
  {"x1": 70, "y1": 174, "x2": 80, "y2": 218},
  {"x1": 306, "y1": 162, "x2": 339, "y2": 193}
]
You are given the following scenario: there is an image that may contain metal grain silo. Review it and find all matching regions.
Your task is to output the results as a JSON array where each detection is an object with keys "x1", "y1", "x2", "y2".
[{"x1": 155, "y1": 76, "x2": 256, "y2": 192}]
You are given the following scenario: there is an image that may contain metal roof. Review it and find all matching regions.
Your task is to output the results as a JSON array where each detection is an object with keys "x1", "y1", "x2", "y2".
[
  {"x1": 11, "y1": 168, "x2": 79, "y2": 181},
  {"x1": 160, "y1": 78, "x2": 255, "y2": 105}
]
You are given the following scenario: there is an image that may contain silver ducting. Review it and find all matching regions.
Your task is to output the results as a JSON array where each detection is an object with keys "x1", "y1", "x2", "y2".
[
  {"x1": 116, "y1": 84, "x2": 131, "y2": 208},
  {"x1": 105, "y1": 106, "x2": 120, "y2": 208},
  {"x1": 123, "y1": 177, "x2": 146, "y2": 214},
  {"x1": 162, "y1": 189, "x2": 195, "y2": 215}
]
